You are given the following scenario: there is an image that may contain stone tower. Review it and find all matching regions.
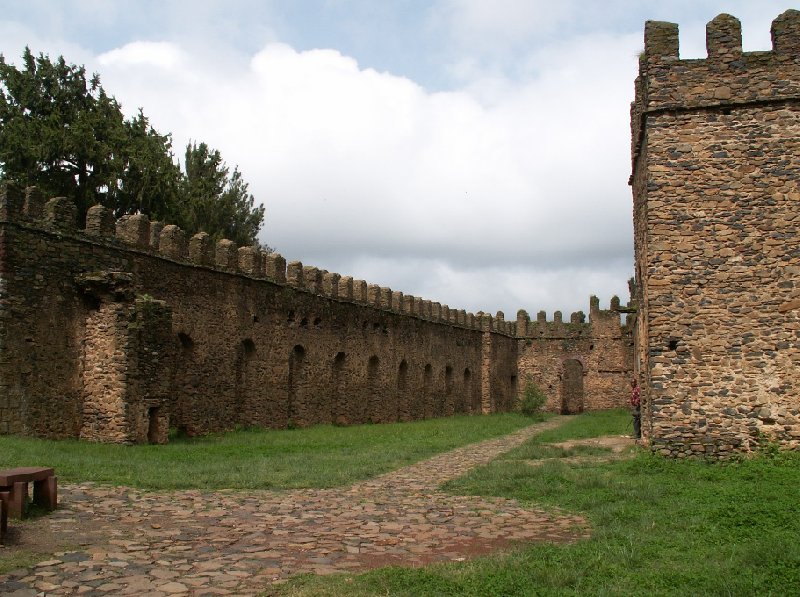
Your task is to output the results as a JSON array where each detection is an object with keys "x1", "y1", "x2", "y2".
[{"x1": 631, "y1": 11, "x2": 800, "y2": 456}]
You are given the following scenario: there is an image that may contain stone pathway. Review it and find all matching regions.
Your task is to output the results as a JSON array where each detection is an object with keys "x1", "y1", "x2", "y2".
[{"x1": 0, "y1": 417, "x2": 588, "y2": 596}]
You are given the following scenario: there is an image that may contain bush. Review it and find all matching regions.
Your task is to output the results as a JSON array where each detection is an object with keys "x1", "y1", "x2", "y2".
[{"x1": 518, "y1": 379, "x2": 547, "y2": 417}]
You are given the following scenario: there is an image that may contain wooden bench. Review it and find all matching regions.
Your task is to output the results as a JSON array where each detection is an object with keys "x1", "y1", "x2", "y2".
[{"x1": 0, "y1": 467, "x2": 57, "y2": 522}]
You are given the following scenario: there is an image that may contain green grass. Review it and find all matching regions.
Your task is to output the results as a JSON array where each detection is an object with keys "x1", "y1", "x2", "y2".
[
  {"x1": 0, "y1": 413, "x2": 537, "y2": 490},
  {"x1": 274, "y1": 409, "x2": 800, "y2": 596}
]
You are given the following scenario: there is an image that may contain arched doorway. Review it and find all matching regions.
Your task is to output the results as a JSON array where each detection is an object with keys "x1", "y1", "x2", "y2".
[{"x1": 561, "y1": 359, "x2": 584, "y2": 414}]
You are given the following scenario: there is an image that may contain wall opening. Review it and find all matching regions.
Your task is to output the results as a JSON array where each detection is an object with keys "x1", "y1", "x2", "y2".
[
  {"x1": 147, "y1": 406, "x2": 161, "y2": 444},
  {"x1": 398, "y1": 360, "x2": 408, "y2": 391},
  {"x1": 368, "y1": 356, "x2": 380, "y2": 422},
  {"x1": 235, "y1": 338, "x2": 257, "y2": 423},
  {"x1": 561, "y1": 359, "x2": 584, "y2": 415},
  {"x1": 288, "y1": 345, "x2": 306, "y2": 426},
  {"x1": 445, "y1": 366, "x2": 453, "y2": 395},
  {"x1": 332, "y1": 351, "x2": 346, "y2": 424},
  {"x1": 423, "y1": 364, "x2": 433, "y2": 419},
  {"x1": 171, "y1": 332, "x2": 196, "y2": 434},
  {"x1": 178, "y1": 332, "x2": 194, "y2": 353},
  {"x1": 397, "y1": 359, "x2": 408, "y2": 421},
  {"x1": 444, "y1": 365, "x2": 454, "y2": 416},
  {"x1": 462, "y1": 368, "x2": 472, "y2": 413}
]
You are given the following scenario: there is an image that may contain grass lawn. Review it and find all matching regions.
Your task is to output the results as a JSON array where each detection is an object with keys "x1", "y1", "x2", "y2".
[
  {"x1": 0, "y1": 413, "x2": 539, "y2": 490},
  {"x1": 275, "y1": 409, "x2": 800, "y2": 596}
]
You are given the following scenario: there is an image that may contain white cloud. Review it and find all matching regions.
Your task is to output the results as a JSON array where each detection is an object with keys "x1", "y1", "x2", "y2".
[
  {"x1": 0, "y1": 4, "x2": 643, "y2": 317},
  {"x1": 98, "y1": 42, "x2": 185, "y2": 69},
  {"x1": 87, "y1": 34, "x2": 637, "y2": 316}
]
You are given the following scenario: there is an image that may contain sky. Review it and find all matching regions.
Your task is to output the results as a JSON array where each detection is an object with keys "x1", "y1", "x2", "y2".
[{"x1": 0, "y1": 1, "x2": 793, "y2": 319}]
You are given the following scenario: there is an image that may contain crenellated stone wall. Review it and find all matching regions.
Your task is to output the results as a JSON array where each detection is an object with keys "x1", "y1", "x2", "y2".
[
  {"x1": 0, "y1": 183, "x2": 632, "y2": 443},
  {"x1": 8, "y1": 183, "x2": 619, "y2": 442},
  {"x1": 516, "y1": 296, "x2": 635, "y2": 414},
  {"x1": 631, "y1": 10, "x2": 800, "y2": 457}
]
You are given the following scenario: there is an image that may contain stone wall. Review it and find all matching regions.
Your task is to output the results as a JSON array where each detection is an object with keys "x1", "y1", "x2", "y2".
[
  {"x1": 0, "y1": 184, "x2": 633, "y2": 443},
  {"x1": 631, "y1": 10, "x2": 800, "y2": 457},
  {"x1": 516, "y1": 296, "x2": 634, "y2": 414},
  {"x1": 0, "y1": 187, "x2": 527, "y2": 442}
]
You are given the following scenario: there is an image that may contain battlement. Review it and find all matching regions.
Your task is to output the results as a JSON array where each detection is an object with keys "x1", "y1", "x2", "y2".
[
  {"x1": 514, "y1": 295, "x2": 632, "y2": 339},
  {"x1": 0, "y1": 185, "x2": 525, "y2": 335},
  {"x1": 632, "y1": 10, "x2": 800, "y2": 168}
]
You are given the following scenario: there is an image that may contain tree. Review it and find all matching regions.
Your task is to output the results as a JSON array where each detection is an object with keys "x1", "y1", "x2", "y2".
[
  {"x1": 0, "y1": 47, "x2": 181, "y2": 223},
  {"x1": 0, "y1": 48, "x2": 266, "y2": 247},
  {"x1": 181, "y1": 142, "x2": 265, "y2": 247}
]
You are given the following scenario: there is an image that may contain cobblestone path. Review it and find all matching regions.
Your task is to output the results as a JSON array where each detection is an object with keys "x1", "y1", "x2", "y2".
[{"x1": 1, "y1": 417, "x2": 588, "y2": 596}]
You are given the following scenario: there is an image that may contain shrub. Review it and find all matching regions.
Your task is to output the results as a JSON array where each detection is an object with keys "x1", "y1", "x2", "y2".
[{"x1": 518, "y1": 379, "x2": 547, "y2": 417}]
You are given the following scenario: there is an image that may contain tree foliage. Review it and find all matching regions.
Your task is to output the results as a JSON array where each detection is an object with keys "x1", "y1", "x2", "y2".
[
  {"x1": 182, "y1": 142, "x2": 265, "y2": 247},
  {"x1": 0, "y1": 48, "x2": 264, "y2": 246}
]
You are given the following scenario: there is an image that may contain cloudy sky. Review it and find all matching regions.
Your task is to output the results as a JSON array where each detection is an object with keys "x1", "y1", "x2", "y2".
[{"x1": 0, "y1": 1, "x2": 791, "y2": 319}]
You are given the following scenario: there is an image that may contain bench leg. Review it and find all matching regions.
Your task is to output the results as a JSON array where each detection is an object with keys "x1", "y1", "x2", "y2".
[
  {"x1": 33, "y1": 476, "x2": 57, "y2": 510},
  {"x1": 4, "y1": 481, "x2": 27, "y2": 518},
  {"x1": 0, "y1": 500, "x2": 6, "y2": 544}
]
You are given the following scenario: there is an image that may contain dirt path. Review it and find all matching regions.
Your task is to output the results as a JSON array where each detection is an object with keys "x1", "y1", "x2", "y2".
[{"x1": 0, "y1": 417, "x2": 589, "y2": 596}]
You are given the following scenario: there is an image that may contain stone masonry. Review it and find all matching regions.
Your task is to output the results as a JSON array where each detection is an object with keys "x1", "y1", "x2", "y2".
[
  {"x1": 631, "y1": 10, "x2": 800, "y2": 457},
  {"x1": 0, "y1": 187, "x2": 632, "y2": 443}
]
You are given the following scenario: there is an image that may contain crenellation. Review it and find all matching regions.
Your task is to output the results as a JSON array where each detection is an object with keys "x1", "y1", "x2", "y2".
[
  {"x1": 771, "y1": 9, "x2": 800, "y2": 54},
  {"x1": 189, "y1": 232, "x2": 213, "y2": 265},
  {"x1": 115, "y1": 214, "x2": 150, "y2": 248},
  {"x1": 417, "y1": 298, "x2": 425, "y2": 319},
  {"x1": 45, "y1": 197, "x2": 78, "y2": 232},
  {"x1": 287, "y1": 261, "x2": 304, "y2": 288},
  {"x1": 158, "y1": 225, "x2": 187, "y2": 260},
  {"x1": 353, "y1": 280, "x2": 368, "y2": 303},
  {"x1": 643, "y1": 20, "x2": 679, "y2": 61},
  {"x1": 338, "y1": 275, "x2": 354, "y2": 299},
  {"x1": 380, "y1": 287, "x2": 392, "y2": 310},
  {"x1": 85, "y1": 205, "x2": 115, "y2": 237},
  {"x1": 706, "y1": 14, "x2": 742, "y2": 61},
  {"x1": 367, "y1": 284, "x2": 381, "y2": 307},
  {"x1": 422, "y1": 300, "x2": 432, "y2": 320},
  {"x1": 303, "y1": 266, "x2": 323, "y2": 294},
  {"x1": 215, "y1": 239, "x2": 238, "y2": 271},
  {"x1": 0, "y1": 183, "x2": 23, "y2": 221},
  {"x1": 149, "y1": 221, "x2": 164, "y2": 250},
  {"x1": 264, "y1": 252, "x2": 286, "y2": 283},
  {"x1": 23, "y1": 187, "x2": 45, "y2": 220},
  {"x1": 402, "y1": 294, "x2": 415, "y2": 314},
  {"x1": 432, "y1": 302, "x2": 441, "y2": 321},
  {"x1": 391, "y1": 290, "x2": 403, "y2": 312},
  {"x1": 238, "y1": 246, "x2": 262, "y2": 276},
  {"x1": 323, "y1": 272, "x2": 341, "y2": 298},
  {"x1": 553, "y1": 311, "x2": 562, "y2": 324}
]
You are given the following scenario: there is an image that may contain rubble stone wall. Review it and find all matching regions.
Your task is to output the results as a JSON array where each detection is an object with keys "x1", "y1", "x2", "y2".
[
  {"x1": 0, "y1": 189, "x2": 523, "y2": 442},
  {"x1": 516, "y1": 297, "x2": 634, "y2": 414},
  {"x1": 631, "y1": 10, "x2": 800, "y2": 457}
]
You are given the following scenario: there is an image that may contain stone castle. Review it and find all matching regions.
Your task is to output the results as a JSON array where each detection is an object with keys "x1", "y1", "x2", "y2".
[
  {"x1": 0, "y1": 11, "x2": 797, "y2": 457},
  {"x1": 632, "y1": 10, "x2": 800, "y2": 457}
]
